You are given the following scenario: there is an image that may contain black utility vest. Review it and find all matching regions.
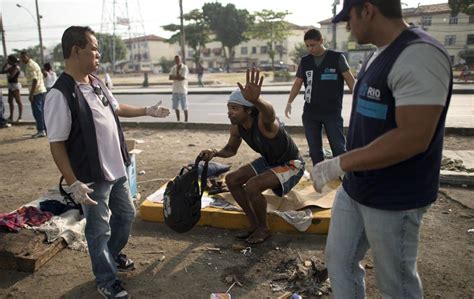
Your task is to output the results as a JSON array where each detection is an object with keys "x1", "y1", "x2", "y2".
[
  {"x1": 343, "y1": 28, "x2": 453, "y2": 210},
  {"x1": 301, "y1": 50, "x2": 345, "y2": 116},
  {"x1": 51, "y1": 73, "x2": 130, "y2": 183},
  {"x1": 238, "y1": 117, "x2": 300, "y2": 165}
]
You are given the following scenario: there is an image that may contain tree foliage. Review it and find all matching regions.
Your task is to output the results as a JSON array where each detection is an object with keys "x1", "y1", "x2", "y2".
[
  {"x1": 290, "y1": 42, "x2": 307, "y2": 66},
  {"x1": 202, "y1": 3, "x2": 253, "y2": 71},
  {"x1": 448, "y1": 0, "x2": 474, "y2": 16},
  {"x1": 95, "y1": 33, "x2": 127, "y2": 65},
  {"x1": 248, "y1": 10, "x2": 290, "y2": 70},
  {"x1": 162, "y1": 9, "x2": 211, "y2": 68}
]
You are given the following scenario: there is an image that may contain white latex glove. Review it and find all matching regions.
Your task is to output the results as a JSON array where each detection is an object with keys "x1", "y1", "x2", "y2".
[
  {"x1": 311, "y1": 156, "x2": 345, "y2": 193},
  {"x1": 285, "y1": 102, "x2": 292, "y2": 119},
  {"x1": 145, "y1": 100, "x2": 170, "y2": 118},
  {"x1": 70, "y1": 180, "x2": 97, "y2": 205}
]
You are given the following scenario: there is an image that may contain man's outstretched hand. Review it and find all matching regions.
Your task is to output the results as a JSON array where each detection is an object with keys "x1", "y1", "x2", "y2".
[
  {"x1": 237, "y1": 68, "x2": 264, "y2": 104},
  {"x1": 146, "y1": 100, "x2": 170, "y2": 118}
]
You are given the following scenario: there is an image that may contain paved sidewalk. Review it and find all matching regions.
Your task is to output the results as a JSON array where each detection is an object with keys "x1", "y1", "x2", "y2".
[{"x1": 3, "y1": 82, "x2": 474, "y2": 96}]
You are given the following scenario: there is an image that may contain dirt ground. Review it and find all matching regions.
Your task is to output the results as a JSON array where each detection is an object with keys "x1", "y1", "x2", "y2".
[{"x1": 0, "y1": 124, "x2": 473, "y2": 299}]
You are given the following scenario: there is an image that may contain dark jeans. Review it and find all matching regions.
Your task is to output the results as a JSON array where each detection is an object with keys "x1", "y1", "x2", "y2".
[
  {"x1": 0, "y1": 91, "x2": 7, "y2": 125},
  {"x1": 31, "y1": 92, "x2": 46, "y2": 132},
  {"x1": 302, "y1": 112, "x2": 346, "y2": 166}
]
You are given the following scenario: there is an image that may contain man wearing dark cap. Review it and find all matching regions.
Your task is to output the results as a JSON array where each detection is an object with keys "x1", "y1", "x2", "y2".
[
  {"x1": 312, "y1": 0, "x2": 452, "y2": 297},
  {"x1": 200, "y1": 68, "x2": 305, "y2": 244}
]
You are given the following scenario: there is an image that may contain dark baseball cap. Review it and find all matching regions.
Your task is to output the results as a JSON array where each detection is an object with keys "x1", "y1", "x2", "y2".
[{"x1": 332, "y1": 0, "x2": 366, "y2": 23}]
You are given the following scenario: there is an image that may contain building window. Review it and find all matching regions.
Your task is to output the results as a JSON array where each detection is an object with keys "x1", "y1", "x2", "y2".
[
  {"x1": 449, "y1": 15, "x2": 458, "y2": 24},
  {"x1": 470, "y1": 15, "x2": 474, "y2": 23},
  {"x1": 467, "y1": 34, "x2": 474, "y2": 45},
  {"x1": 252, "y1": 47, "x2": 257, "y2": 54},
  {"x1": 260, "y1": 46, "x2": 268, "y2": 54},
  {"x1": 241, "y1": 47, "x2": 248, "y2": 55},
  {"x1": 444, "y1": 35, "x2": 456, "y2": 46},
  {"x1": 422, "y1": 16, "x2": 432, "y2": 26}
]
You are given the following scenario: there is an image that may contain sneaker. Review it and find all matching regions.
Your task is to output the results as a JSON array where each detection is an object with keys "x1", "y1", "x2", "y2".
[
  {"x1": 115, "y1": 253, "x2": 135, "y2": 272},
  {"x1": 0, "y1": 123, "x2": 12, "y2": 129},
  {"x1": 97, "y1": 280, "x2": 130, "y2": 299},
  {"x1": 31, "y1": 131, "x2": 46, "y2": 138},
  {"x1": 16, "y1": 118, "x2": 23, "y2": 123}
]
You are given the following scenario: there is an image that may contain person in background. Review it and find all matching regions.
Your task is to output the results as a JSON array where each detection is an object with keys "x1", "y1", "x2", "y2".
[
  {"x1": 43, "y1": 62, "x2": 58, "y2": 91},
  {"x1": 197, "y1": 62, "x2": 204, "y2": 87},
  {"x1": 105, "y1": 72, "x2": 113, "y2": 89},
  {"x1": 0, "y1": 87, "x2": 12, "y2": 128},
  {"x1": 1, "y1": 55, "x2": 23, "y2": 122},
  {"x1": 285, "y1": 28, "x2": 355, "y2": 166},
  {"x1": 169, "y1": 55, "x2": 189, "y2": 122},
  {"x1": 44, "y1": 26, "x2": 170, "y2": 299},
  {"x1": 20, "y1": 51, "x2": 47, "y2": 138},
  {"x1": 313, "y1": 0, "x2": 452, "y2": 297}
]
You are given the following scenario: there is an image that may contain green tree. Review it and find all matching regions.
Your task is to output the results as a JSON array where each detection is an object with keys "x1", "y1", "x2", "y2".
[
  {"x1": 248, "y1": 10, "x2": 291, "y2": 70},
  {"x1": 448, "y1": 0, "x2": 474, "y2": 16},
  {"x1": 202, "y1": 3, "x2": 253, "y2": 72},
  {"x1": 290, "y1": 42, "x2": 307, "y2": 66},
  {"x1": 162, "y1": 9, "x2": 211, "y2": 68},
  {"x1": 95, "y1": 33, "x2": 127, "y2": 65},
  {"x1": 12, "y1": 45, "x2": 43, "y2": 64}
]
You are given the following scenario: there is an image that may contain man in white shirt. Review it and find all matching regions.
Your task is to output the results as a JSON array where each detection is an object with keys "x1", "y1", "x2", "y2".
[
  {"x1": 44, "y1": 26, "x2": 169, "y2": 299},
  {"x1": 169, "y1": 55, "x2": 189, "y2": 122}
]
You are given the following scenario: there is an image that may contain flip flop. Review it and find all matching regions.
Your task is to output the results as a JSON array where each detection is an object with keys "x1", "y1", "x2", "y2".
[{"x1": 235, "y1": 230, "x2": 254, "y2": 240}]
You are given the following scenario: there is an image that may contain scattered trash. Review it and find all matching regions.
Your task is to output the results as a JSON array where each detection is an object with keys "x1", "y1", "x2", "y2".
[
  {"x1": 291, "y1": 294, "x2": 302, "y2": 299},
  {"x1": 224, "y1": 275, "x2": 244, "y2": 287},
  {"x1": 210, "y1": 293, "x2": 231, "y2": 299},
  {"x1": 206, "y1": 247, "x2": 222, "y2": 253},
  {"x1": 143, "y1": 250, "x2": 165, "y2": 254},
  {"x1": 241, "y1": 247, "x2": 252, "y2": 256},
  {"x1": 158, "y1": 255, "x2": 165, "y2": 262},
  {"x1": 467, "y1": 228, "x2": 474, "y2": 234},
  {"x1": 138, "y1": 170, "x2": 146, "y2": 175},
  {"x1": 272, "y1": 256, "x2": 331, "y2": 297}
]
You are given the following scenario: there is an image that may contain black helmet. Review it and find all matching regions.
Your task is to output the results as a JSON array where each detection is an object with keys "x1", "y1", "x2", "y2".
[{"x1": 7, "y1": 55, "x2": 19, "y2": 64}]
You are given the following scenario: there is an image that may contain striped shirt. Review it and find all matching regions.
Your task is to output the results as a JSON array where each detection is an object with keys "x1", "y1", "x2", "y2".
[{"x1": 25, "y1": 59, "x2": 46, "y2": 95}]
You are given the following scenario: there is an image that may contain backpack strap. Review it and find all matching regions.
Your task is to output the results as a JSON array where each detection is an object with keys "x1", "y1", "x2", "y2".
[{"x1": 194, "y1": 155, "x2": 209, "y2": 197}]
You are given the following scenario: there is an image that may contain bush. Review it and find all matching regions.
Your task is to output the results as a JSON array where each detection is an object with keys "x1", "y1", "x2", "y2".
[
  {"x1": 273, "y1": 70, "x2": 291, "y2": 82},
  {"x1": 159, "y1": 58, "x2": 175, "y2": 74}
]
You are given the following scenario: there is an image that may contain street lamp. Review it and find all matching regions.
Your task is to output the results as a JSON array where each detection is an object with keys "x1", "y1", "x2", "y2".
[{"x1": 16, "y1": 1, "x2": 44, "y2": 65}]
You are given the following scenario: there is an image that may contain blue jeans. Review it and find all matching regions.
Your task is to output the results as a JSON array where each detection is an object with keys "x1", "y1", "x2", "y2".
[
  {"x1": 326, "y1": 187, "x2": 429, "y2": 299},
  {"x1": 302, "y1": 112, "x2": 346, "y2": 165},
  {"x1": 0, "y1": 91, "x2": 7, "y2": 125},
  {"x1": 31, "y1": 92, "x2": 46, "y2": 132},
  {"x1": 82, "y1": 176, "x2": 136, "y2": 287}
]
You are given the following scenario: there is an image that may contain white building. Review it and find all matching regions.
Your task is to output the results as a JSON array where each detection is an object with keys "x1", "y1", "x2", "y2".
[{"x1": 319, "y1": 3, "x2": 474, "y2": 67}]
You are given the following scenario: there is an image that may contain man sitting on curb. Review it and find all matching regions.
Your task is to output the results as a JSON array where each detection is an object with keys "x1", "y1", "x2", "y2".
[{"x1": 200, "y1": 68, "x2": 305, "y2": 244}]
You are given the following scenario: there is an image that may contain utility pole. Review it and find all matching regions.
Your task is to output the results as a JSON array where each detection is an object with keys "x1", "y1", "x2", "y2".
[
  {"x1": 332, "y1": 0, "x2": 338, "y2": 50},
  {"x1": 35, "y1": 0, "x2": 44, "y2": 65},
  {"x1": 0, "y1": 14, "x2": 7, "y2": 60},
  {"x1": 112, "y1": 0, "x2": 117, "y2": 73},
  {"x1": 16, "y1": 2, "x2": 44, "y2": 64},
  {"x1": 179, "y1": 0, "x2": 186, "y2": 62}
]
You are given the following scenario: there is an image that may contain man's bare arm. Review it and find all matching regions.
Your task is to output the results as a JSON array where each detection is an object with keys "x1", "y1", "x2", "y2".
[{"x1": 49, "y1": 142, "x2": 77, "y2": 185}]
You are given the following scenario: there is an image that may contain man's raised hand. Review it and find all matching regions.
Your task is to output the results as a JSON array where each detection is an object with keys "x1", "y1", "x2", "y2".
[{"x1": 237, "y1": 67, "x2": 264, "y2": 104}]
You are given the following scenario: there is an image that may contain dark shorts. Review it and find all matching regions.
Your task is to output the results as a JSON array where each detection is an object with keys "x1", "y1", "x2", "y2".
[{"x1": 250, "y1": 156, "x2": 305, "y2": 197}]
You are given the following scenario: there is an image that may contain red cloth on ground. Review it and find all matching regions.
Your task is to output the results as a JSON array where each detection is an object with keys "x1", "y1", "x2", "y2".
[{"x1": 0, "y1": 206, "x2": 53, "y2": 232}]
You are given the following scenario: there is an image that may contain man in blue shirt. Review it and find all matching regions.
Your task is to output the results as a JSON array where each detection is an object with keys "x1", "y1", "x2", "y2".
[
  {"x1": 286, "y1": 29, "x2": 355, "y2": 166},
  {"x1": 312, "y1": 0, "x2": 452, "y2": 298}
]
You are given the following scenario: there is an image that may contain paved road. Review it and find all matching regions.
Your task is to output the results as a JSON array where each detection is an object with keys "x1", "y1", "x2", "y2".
[{"x1": 7, "y1": 93, "x2": 472, "y2": 128}]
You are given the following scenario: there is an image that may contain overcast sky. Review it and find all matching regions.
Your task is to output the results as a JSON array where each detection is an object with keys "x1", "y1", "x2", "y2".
[{"x1": 1, "y1": 0, "x2": 445, "y2": 54}]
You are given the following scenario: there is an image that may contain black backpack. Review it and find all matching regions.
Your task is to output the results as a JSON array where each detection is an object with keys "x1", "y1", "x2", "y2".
[{"x1": 163, "y1": 155, "x2": 209, "y2": 233}]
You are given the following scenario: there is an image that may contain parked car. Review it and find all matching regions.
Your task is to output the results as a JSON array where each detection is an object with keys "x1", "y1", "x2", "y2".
[
  {"x1": 258, "y1": 63, "x2": 289, "y2": 71},
  {"x1": 207, "y1": 67, "x2": 224, "y2": 73}
]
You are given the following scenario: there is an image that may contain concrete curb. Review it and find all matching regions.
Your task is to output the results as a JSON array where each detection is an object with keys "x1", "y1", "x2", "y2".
[{"x1": 12, "y1": 121, "x2": 474, "y2": 136}]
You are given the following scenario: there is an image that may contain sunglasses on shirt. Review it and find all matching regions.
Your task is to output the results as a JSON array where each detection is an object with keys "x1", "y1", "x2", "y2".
[{"x1": 92, "y1": 85, "x2": 109, "y2": 107}]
